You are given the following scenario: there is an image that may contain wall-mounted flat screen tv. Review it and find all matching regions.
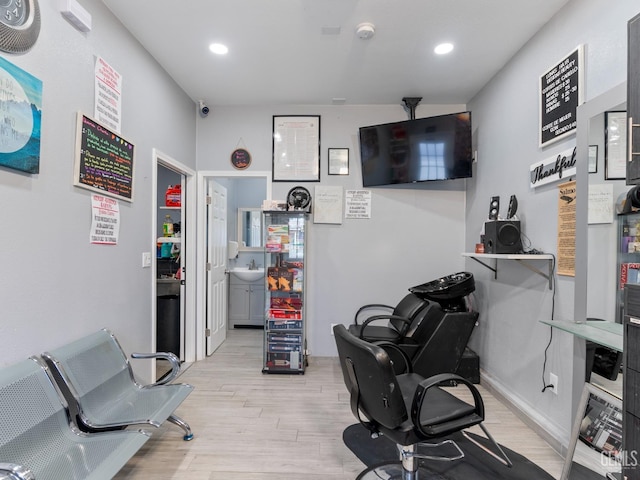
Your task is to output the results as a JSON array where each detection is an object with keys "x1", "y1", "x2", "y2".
[{"x1": 359, "y1": 111, "x2": 472, "y2": 187}]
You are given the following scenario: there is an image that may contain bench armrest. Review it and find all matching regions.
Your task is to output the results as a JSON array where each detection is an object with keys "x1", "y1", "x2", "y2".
[
  {"x1": 0, "y1": 464, "x2": 35, "y2": 480},
  {"x1": 131, "y1": 352, "x2": 181, "y2": 385}
]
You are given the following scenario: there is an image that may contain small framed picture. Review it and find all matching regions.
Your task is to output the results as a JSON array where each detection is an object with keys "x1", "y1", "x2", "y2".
[
  {"x1": 605, "y1": 111, "x2": 627, "y2": 180},
  {"x1": 328, "y1": 148, "x2": 349, "y2": 175},
  {"x1": 588, "y1": 145, "x2": 598, "y2": 174}
]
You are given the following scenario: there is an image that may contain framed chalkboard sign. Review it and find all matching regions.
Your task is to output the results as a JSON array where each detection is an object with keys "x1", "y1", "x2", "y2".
[
  {"x1": 539, "y1": 45, "x2": 584, "y2": 148},
  {"x1": 230, "y1": 148, "x2": 251, "y2": 169},
  {"x1": 73, "y1": 113, "x2": 135, "y2": 202}
]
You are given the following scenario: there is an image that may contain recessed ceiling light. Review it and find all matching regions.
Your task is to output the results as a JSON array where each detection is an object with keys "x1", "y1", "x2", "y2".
[
  {"x1": 209, "y1": 43, "x2": 229, "y2": 55},
  {"x1": 434, "y1": 42, "x2": 454, "y2": 55}
]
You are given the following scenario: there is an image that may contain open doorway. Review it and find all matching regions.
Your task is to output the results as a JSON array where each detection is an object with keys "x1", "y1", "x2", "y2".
[
  {"x1": 153, "y1": 149, "x2": 196, "y2": 380},
  {"x1": 196, "y1": 171, "x2": 271, "y2": 358}
]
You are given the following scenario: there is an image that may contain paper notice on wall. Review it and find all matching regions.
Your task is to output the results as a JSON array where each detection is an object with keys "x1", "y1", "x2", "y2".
[
  {"x1": 314, "y1": 186, "x2": 343, "y2": 224},
  {"x1": 94, "y1": 56, "x2": 122, "y2": 134},
  {"x1": 90, "y1": 194, "x2": 120, "y2": 245},
  {"x1": 588, "y1": 184, "x2": 614, "y2": 224},
  {"x1": 557, "y1": 180, "x2": 576, "y2": 276},
  {"x1": 345, "y1": 190, "x2": 371, "y2": 219}
]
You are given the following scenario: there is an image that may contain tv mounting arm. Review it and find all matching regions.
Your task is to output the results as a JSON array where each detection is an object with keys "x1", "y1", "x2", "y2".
[{"x1": 402, "y1": 97, "x2": 422, "y2": 120}]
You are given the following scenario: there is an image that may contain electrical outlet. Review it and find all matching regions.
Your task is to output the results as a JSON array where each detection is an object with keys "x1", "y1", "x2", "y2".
[
  {"x1": 330, "y1": 323, "x2": 339, "y2": 335},
  {"x1": 549, "y1": 373, "x2": 558, "y2": 395}
]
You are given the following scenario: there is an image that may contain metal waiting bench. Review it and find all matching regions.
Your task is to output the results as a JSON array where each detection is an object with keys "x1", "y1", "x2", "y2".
[
  {"x1": 41, "y1": 328, "x2": 194, "y2": 441},
  {"x1": 0, "y1": 357, "x2": 150, "y2": 480}
]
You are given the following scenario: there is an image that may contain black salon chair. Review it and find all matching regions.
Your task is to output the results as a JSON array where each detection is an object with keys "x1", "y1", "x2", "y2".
[
  {"x1": 334, "y1": 324, "x2": 511, "y2": 479},
  {"x1": 368, "y1": 272, "x2": 479, "y2": 380},
  {"x1": 380, "y1": 303, "x2": 479, "y2": 380},
  {"x1": 348, "y1": 292, "x2": 429, "y2": 343}
]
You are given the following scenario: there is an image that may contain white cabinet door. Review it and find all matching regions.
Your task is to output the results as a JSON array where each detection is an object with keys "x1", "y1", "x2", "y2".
[
  {"x1": 228, "y1": 283, "x2": 250, "y2": 328},
  {"x1": 249, "y1": 285, "x2": 265, "y2": 326}
]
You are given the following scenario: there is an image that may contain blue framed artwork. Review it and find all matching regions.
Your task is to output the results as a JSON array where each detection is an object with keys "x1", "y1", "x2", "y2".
[{"x1": 0, "y1": 56, "x2": 42, "y2": 174}]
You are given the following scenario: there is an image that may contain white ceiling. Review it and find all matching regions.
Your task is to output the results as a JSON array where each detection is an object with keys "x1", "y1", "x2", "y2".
[{"x1": 101, "y1": 0, "x2": 570, "y2": 107}]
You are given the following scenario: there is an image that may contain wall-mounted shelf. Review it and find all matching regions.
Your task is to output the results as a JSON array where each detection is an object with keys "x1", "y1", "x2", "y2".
[
  {"x1": 159, "y1": 206, "x2": 180, "y2": 210},
  {"x1": 462, "y1": 252, "x2": 555, "y2": 290}
]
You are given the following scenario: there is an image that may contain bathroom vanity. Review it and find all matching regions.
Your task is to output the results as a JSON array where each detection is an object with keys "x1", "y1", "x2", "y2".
[{"x1": 228, "y1": 275, "x2": 265, "y2": 328}]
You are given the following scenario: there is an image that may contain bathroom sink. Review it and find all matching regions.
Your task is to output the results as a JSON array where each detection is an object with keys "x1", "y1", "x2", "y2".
[{"x1": 231, "y1": 268, "x2": 265, "y2": 282}]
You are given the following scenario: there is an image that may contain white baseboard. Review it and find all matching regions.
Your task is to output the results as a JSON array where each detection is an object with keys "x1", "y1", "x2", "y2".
[{"x1": 480, "y1": 369, "x2": 569, "y2": 457}]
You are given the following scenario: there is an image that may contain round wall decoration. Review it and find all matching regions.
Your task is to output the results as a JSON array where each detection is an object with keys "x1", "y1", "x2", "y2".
[
  {"x1": 230, "y1": 148, "x2": 251, "y2": 170},
  {"x1": 0, "y1": 0, "x2": 41, "y2": 54}
]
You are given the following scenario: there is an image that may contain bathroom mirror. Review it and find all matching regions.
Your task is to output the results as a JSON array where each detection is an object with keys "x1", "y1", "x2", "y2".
[{"x1": 238, "y1": 208, "x2": 263, "y2": 251}]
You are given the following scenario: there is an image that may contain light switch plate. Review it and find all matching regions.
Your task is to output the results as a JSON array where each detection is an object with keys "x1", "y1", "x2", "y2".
[{"x1": 142, "y1": 252, "x2": 152, "y2": 268}]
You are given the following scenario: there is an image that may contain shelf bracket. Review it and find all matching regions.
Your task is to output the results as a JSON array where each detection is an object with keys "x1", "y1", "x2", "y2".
[
  {"x1": 513, "y1": 259, "x2": 553, "y2": 290},
  {"x1": 468, "y1": 256, "x2": 498, "y2": 279}
]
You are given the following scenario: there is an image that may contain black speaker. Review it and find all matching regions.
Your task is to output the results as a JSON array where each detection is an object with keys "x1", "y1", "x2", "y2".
[
  {"x1": 483, "y1": 220, "x2": 522, "y2": 254},
  {"x1": 507, "y1": 194, "x2": 518, "y2": 219},
  {"x1": 488, "y1": 196, "x2": 500, "y2": 220}
]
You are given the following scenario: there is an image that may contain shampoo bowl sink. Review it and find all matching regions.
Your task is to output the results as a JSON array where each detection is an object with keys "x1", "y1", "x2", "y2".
[{"x1": 231, "y1": 268, "x2": 265, "y2": 282}]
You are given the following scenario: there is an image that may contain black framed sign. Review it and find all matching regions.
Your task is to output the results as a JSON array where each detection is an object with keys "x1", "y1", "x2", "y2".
[
  {"x1": 540, "y1": 45, "x2": 584, "y2": 147},
  {"x1": 272, "y1": 115, "x2": 320, "y2": 182},
  {"x1": 74, "y1": 113, "x2": 135, "y2": 202},
  {"x1": 588, "y1": 145, "x2": 598, "y2": 174},
  {"x1": 328, "y1": 148, "x2": 349, "y2": 175},
  {"x1": 231, "y1": 148, "x2": 251, "y2": 170}
]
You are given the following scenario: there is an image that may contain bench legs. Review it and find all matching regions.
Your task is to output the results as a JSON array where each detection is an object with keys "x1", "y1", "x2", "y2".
[{"x1": 168, "y1": 414, "x2": 194, "y2": 441}]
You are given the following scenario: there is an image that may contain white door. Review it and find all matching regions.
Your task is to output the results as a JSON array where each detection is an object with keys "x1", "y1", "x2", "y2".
[{"x1": 206, "y1": 179, "x2": 228, "y2": 355}]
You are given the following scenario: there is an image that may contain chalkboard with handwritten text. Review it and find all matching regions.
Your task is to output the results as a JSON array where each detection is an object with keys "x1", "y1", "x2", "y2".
[
  {"x1": 74, "y1": 113, "x2": 135, "y2": 202},
  {"x1": 539, "y1": 46, "x2": 583, "y2": 147}
]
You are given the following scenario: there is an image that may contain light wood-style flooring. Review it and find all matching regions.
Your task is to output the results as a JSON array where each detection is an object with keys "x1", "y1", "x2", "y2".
[{"x1": 114, "y1": 329, "x2": 565, "y2": 479}]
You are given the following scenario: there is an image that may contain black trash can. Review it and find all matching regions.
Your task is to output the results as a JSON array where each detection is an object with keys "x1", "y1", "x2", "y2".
[{"x1": 157, "y1": 294, "x2": 180, "y2": 357}]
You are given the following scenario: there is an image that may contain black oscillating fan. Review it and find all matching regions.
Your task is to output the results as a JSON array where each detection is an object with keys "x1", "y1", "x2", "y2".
[{"x1": 287, "y1": 186, "x2": 312, "y2": 211}]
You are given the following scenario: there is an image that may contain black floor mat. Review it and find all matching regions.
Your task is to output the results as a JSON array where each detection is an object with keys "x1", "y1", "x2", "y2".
[{"x1": 343, "y1": 423, "x2": 555, "y2": 480}]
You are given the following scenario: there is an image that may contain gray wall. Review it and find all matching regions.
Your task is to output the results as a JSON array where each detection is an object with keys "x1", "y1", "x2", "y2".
[
  {"x1": 466, "y1": 0, "x2": 640, "y2": 448},
  {"x1": 1, "y1": 0, "x2": 196, "y2": 381},
  {"x1": 196, "y1": 103, "x2": 469, "y2": 356}
]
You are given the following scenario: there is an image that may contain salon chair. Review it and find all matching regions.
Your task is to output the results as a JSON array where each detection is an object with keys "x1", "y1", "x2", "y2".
[
  {"x1": 334, "y1": 324, "x2": 511, "y2": 479},
  {"x1": 348, "y1": 292, "x2": 429, "y2": 343},
  {"x1": 373, "y1": 272, "x2": 480, "y2": 380}
]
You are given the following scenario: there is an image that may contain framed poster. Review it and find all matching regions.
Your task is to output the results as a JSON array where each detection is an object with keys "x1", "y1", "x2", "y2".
[
  {"x1": 74, "y1": 113, "x2": 135, "y2": 202},
  {"x1": 557, "y1": 180, "x2": 576, "y2": 277},
  {"x1": 605, "y1": 111, "x2": 627, "y2": 180},
  {"x1": 0, "y1": 56, "x2": 42, "y2": 174},
  {"x1": 328, "y1": 148, "x2": 349, "y2": 175},
  {"x1": 540, "y1": 45, "x2": 584, "y2": 147},
  {"x1": 272, "y1": 115, "x2": 320, "y2": 182}
]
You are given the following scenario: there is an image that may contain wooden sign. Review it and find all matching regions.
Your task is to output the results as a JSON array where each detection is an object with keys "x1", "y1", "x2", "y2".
[
  {"x1": 539, "y1": 46, "x2": 584, "y2": 147},
  {"x1": 74, "y1": 113, "x2": 135, "y2": 202}
]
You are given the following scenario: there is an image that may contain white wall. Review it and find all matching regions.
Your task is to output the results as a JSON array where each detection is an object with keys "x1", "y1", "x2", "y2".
[
  {"x1": 466, "y1": 0, "x2": 640, "y2": 449},
  {"x1": 0, "y1": 0, "x2": 196, "y2": 381},
  {"x1": 196, "y1": 103, "x2": 470, "y2": 355}
]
